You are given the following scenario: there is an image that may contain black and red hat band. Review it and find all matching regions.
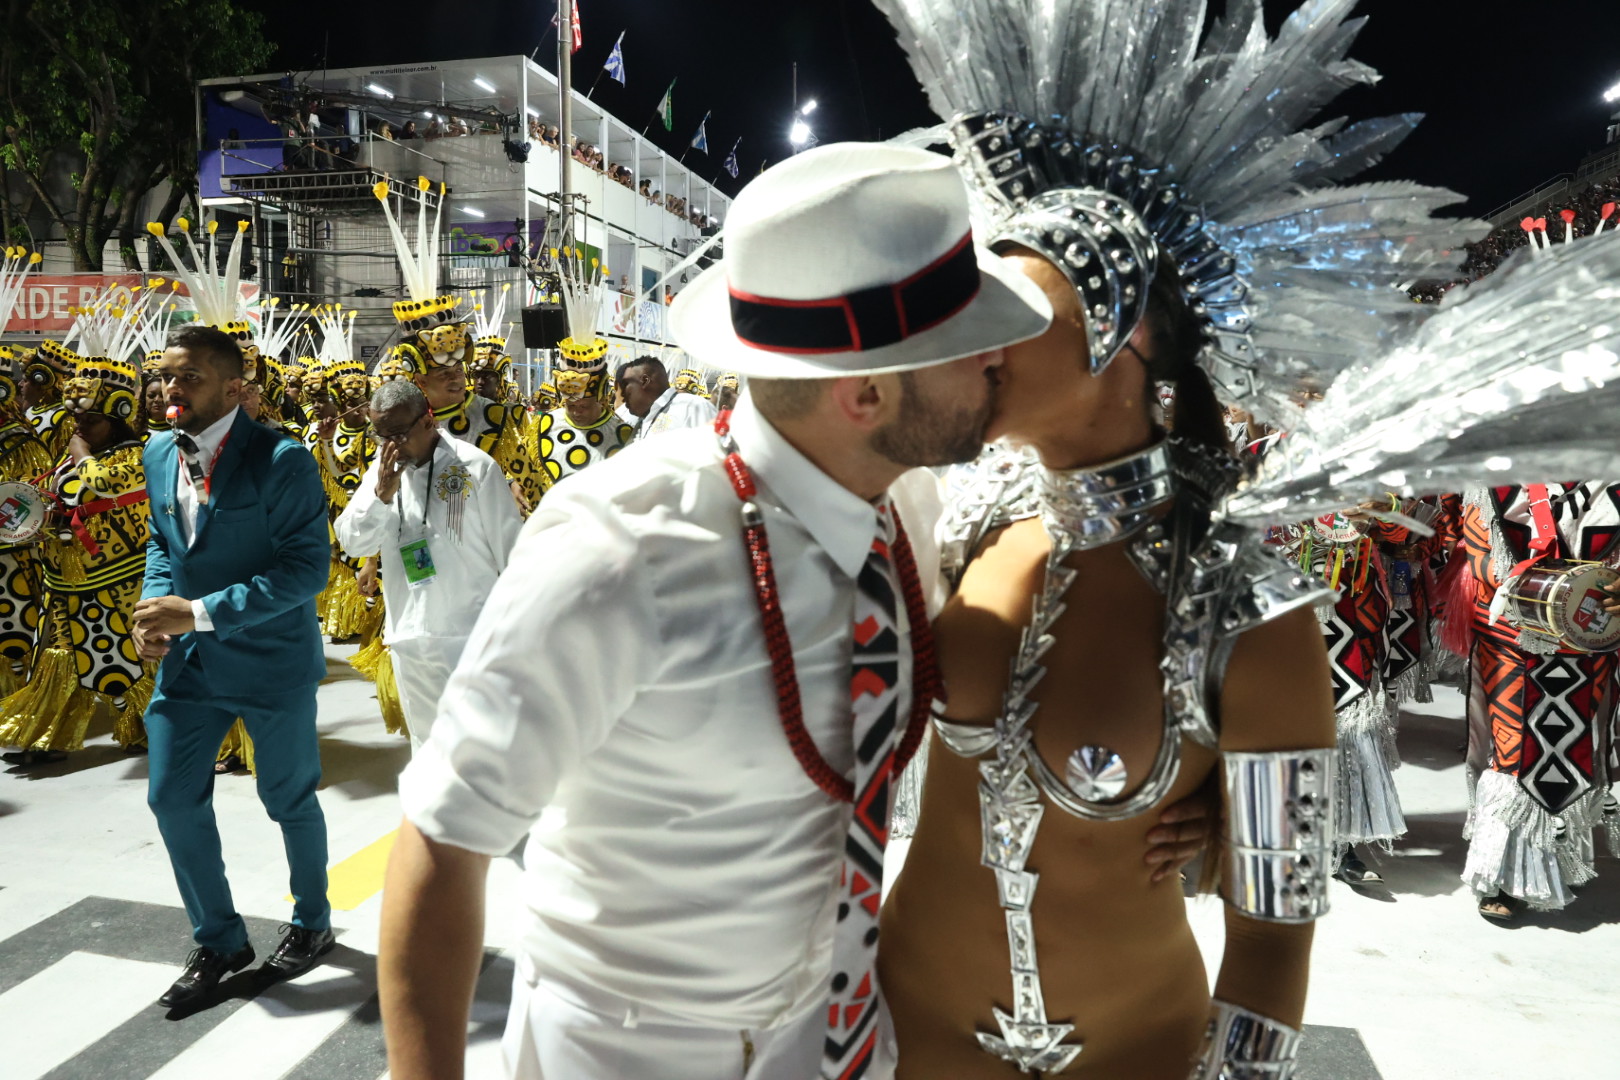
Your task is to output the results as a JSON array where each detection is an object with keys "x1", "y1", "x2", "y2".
[{"x1": 727, "y1": 232, "x2": 981, "y2": 355}]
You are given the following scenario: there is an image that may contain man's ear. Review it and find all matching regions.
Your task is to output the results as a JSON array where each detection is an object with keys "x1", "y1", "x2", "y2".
[{"x1": 825, "y1": 374, "x2": 898, "y2": 433}]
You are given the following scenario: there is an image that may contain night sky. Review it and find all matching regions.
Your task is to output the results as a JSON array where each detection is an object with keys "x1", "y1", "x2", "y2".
[{"x1": 240, "y1": 0, "x2": 1620, "y2": 216}]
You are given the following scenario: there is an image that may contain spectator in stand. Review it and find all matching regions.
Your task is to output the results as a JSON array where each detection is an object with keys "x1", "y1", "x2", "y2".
[
  {"x1": 639, "y1": 178, "x2": 652, "y2": 199},
  {"x1": 1430, "y1": 174, "x2": 1620, "y2": 291},
  {"x1": 425, "y1": 118, "x2": 444, "y2": 140},
  {"x1": 378, "y1": 122, "x2": 395, "y2": 142},
  {"x1": 400, "y1": 121, "x2": 419, "y2": 140},
  {"x1": 544, "y1": 126, "x2": 560, "y2": 148}
]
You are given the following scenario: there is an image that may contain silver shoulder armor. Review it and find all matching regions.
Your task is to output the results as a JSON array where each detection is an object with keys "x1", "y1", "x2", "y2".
[
  {"x1": 1222, "y1": 749, "x2": 1336, "y2": 922},
  {"x1": 1133, "y1": 520, "x2": 1332, "y2": 751},
  {"x1": 938, "y1": 445, "x2": 1042, "y2": 586}
]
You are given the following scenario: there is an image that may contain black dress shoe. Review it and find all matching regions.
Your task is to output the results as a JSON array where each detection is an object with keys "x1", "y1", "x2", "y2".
[
  {"x1": 158, "y1": 944, "x2": 255, "y2": 1008},
  {"x1": 261, "y1": 925, "x2": 335, "y2": 980},
  {"x1": 1334, "y1": 846, "x2": 1383, "y2": 885}
]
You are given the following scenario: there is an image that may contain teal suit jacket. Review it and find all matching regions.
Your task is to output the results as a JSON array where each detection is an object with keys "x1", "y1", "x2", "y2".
[{"x1": 142, "y1": 409, "x2": 330, "y2": 696}]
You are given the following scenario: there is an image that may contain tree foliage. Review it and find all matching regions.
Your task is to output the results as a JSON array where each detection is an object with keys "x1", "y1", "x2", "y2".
[{"x1": 0, "y1": 0, "x2": 272, "y2": 270}]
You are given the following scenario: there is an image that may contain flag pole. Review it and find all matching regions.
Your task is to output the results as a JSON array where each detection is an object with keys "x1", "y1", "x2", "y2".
[
  {"x1": 642, "y1": 78, "x2": 674, "y2": 139},
  {"x1": 586, "y1": 69, "x2": 604, "y2": 99},
  {"x1": 558, "y1": 0, "x2": 573, "y2": 248}
]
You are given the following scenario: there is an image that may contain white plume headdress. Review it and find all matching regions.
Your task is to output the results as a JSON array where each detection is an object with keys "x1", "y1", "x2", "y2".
[
  {"x1": 873, "y1": 0, "x2": 1485, "y2": 428},
  {"x1": 135, "y1": 280, "x2": 183, "y2": 367},
  {"x1": 0, "y1": 247, "x2": 41, "y2": 340},
  {"x1": 555, "y1": 246, "x2": 609, "y2": 372},
  {"x1": 252, "y1": 298, "x2": 312, "y2": 365},
  {"x1": 65, "y1": 284, "x2": 153, "y2": 363},
  {"x1": 313, "y1": 304, "x2": 361, "y2": 374},
  {"x1": 143, "y1": 216, "x2": 253, "y2": 331},
  {"x1": 472, "y1": 283, "x2": 514, "y2": 347},
  {"x1": 373, "y1": 176, "x2": 461, "y2": 331}
]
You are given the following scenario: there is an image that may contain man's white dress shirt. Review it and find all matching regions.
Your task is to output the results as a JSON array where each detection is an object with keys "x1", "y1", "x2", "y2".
[
  {"x1": 634, "y1": 386, "x2": 718, "y2": 441},
  {"x1": 400, "y1": 391, "x2": 941, "y2": 1037},
  {"x1": 334, "y1": 434, "x2": 522, "y2": 744},
  {"x1": 176, "y1": 406, "x2": 240, "y2": 631}
]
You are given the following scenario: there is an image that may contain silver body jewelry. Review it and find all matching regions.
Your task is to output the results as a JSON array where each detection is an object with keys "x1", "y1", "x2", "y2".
[
  {"x1": 1188, "y1": 999, "x2": 1303, "y2": 1080},
  {"x1": 1222, "y1": 750, "x2": 1336, "y2": 923},
  {"x1": 931, "y1": 439, "x2": 1331, "y2": 1073}
]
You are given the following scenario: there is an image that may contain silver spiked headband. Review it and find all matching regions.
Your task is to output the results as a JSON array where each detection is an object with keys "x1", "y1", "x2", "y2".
[
  {"x1": 876, "y1": 0, "x2": 1485, "y2": 429},
  {"x1": 953, "y1": 113, "x2": 1247, "y2": 386}
]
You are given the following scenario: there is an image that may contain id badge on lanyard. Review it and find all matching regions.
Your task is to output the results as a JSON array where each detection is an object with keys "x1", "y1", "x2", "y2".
[
  {"x1": 398, "y1": 457, "x2": 438, "y2": 589},
  {"x1": 399, "y1": 536, "x2": 438, "y2": 588}
]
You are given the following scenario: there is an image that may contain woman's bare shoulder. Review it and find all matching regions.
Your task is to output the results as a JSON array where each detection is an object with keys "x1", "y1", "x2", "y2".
[{"x1": 1218, "y1": 604, "x2": 1336, "y2": 752}]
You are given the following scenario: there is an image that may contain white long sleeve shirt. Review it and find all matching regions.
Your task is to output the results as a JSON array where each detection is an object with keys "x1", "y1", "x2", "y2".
[
  {"x1": 399, "y1": 392, "x2": 943, "y2": 1029},
  {"x1": 333, "y1": 434, "x2": 521, "y2": 646},
  {"x1": 634, "y1": 385, "x2": 718, "y2": 441},
  {"x1": 175, "y1": 406, "x2": 240, "y2": 631}
]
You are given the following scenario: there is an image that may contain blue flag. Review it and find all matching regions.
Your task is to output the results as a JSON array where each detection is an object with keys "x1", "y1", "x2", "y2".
[
  {"x1": 723, "y1": 138, "x2": 740, "y2": 179},
  {"x1": 691, "y1": 111, "x2": 710, "y2": 154},
  {"x1": 603, "y1": 31, "x2": 626, "y2": 85}
]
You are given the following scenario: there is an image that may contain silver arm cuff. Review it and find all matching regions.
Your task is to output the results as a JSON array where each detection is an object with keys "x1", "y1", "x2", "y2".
[
  {"x1": 1221, "y1": 749, "x2": 1335, "y2": 922},
  {"x1": 1188, "y1": 999, "x2": 1302, "y2": 1080}
]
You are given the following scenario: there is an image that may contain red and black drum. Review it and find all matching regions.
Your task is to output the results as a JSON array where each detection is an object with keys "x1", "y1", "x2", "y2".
[{"x1": 1509, "y1": 561, "x2": 1620, "y2": 654}]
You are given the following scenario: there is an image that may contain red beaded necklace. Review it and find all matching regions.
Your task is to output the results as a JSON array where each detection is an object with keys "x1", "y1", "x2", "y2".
[{"x1": 716, "y1": 412, "x2": 940, "y2": 803}]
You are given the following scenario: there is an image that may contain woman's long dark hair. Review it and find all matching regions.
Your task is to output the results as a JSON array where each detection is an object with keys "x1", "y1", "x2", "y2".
[{"x1": 1137, "y1": 256, "x2": 1231, "y2": 456}]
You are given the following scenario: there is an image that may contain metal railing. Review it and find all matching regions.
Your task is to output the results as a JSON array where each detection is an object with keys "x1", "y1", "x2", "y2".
[
  {"x1": 1484, "y1": 173, "x2": 1575, "y2": 227},
  {"x1": 217, "y1": 133, "x2": 448, "y2": 187}
]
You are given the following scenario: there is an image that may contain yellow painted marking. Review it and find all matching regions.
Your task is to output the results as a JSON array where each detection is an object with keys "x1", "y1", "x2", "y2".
[{"x1": 288, "y1": 829, "x2": 397, "y2": 911}]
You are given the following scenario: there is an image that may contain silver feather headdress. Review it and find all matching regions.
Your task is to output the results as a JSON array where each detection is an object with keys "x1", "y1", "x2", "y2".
[
  {"x1": 1228, "y1": 229, "x2": 1620, "y2": 524},
  {"x1": 873, "y1": 0, "x2": 1485, "y2": 427}
]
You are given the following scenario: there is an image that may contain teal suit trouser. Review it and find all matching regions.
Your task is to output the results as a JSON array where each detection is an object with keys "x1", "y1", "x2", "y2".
[{"x1": 144, "y1": 667, "x2": 329, "y2": 954}]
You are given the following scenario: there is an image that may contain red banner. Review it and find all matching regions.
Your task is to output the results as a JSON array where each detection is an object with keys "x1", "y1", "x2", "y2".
[
  {"x1": 7, "y1": 275, "x2": 143, "y2": 333},
  {"x1": 3, "y1": 274, "x2": 259, "y2": 335}
]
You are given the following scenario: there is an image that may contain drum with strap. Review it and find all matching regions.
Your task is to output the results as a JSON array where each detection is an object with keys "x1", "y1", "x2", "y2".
[
  {"x1": 1508, "y1": 561, "x2": 1620, "y2": 654},
  {"x1": 0, "y1": 480, "x2": 51, "y2": 545}
]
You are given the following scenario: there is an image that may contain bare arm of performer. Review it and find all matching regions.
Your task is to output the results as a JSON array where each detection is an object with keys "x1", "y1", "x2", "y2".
[
  {"x1": 1210, "y1": 604, "x2": 1336, "y2": 1028},
  {"x1": 379, "y1": 820, "x2": 490, "y2": 1080}
]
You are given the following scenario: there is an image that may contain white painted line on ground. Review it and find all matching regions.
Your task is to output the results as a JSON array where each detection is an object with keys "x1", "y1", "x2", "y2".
[{"x1": 0, "y1": 951, "x2": 177, "y2": 1080}]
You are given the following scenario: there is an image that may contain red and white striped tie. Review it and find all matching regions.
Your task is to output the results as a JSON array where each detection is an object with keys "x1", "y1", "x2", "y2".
[{"x1": 823, "y1": 501, "x2": 905, "y2": 1079}]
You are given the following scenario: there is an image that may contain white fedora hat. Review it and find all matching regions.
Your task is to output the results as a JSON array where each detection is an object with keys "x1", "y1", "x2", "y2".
[{"x1": 670, "y1": 142, "x2": 1052, "y2": 378}]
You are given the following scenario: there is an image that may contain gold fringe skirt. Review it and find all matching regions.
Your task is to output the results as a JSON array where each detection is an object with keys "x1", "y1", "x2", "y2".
[
  {"x1": 350, "y1": 635, "x2": 409, "y2": 738},
  {"x1": 0, "y1": 649, "x2": 151, "y2": 752},
  {"x1": 323, "y1": 563, "x2": 385, "y2": 642},
  {"x1": 216, "y1": 718, "x2": 257, "y2": 774}
]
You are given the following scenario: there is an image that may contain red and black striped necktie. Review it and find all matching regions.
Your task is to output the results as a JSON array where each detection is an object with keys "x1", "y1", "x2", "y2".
[{"x1": 824, "y1": 500, "x2": 905, "y2": 1079}]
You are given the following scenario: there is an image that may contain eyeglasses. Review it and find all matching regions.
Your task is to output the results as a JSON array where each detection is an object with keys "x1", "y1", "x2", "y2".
[{"x1": 371, "y1": 416, "x2": 423, "y2": 442}]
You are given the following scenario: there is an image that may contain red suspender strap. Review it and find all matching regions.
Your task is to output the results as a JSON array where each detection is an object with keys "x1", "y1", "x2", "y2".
[
  {"x1": 1508, "y1": 484, "x2": 1558, "y2": 580},
  {"x1": 68, "y1": 488, "x2": 149, "y2": 557}
]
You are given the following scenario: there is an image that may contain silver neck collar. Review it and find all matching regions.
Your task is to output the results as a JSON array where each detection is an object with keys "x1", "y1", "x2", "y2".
[{"x1": 1037, "y1": 440, "x2": 1176, "y2": 549}]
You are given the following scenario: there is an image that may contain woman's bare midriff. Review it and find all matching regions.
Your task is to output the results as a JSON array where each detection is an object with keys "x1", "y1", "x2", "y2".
[{"x1": 882, "y1": 518, "x2": 1220, "y2": 1078}]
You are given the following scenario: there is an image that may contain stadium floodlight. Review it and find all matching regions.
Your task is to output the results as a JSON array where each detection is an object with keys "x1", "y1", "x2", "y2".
[
  {"x1": 1604, "y1": 81, "x2": 1620, "y2": 105},
  {"x1": 789, "y1": 120, "x2": 812, "y2": 147},
  {"x1": 366, "y1": 83, "x2": 394, "y2": 99},
  {"x1": 801, "y1": 99, "x2": 818, "y2": 116},
  {"x1": 473, "y1": 76, "x2": 497, "y2": 93}
]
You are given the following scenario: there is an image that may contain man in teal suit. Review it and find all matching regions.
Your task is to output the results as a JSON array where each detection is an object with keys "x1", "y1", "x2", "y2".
[{"x1": 133, "y1": 324, "x2": 335, "y2": 1010}]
